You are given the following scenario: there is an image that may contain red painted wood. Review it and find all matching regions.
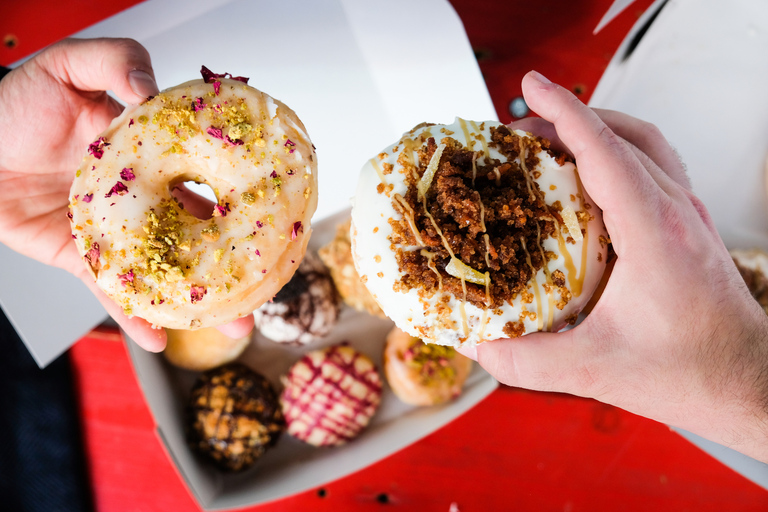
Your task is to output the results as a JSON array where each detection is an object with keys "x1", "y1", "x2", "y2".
[
  {"x1": 69, "y1": 329, "x2": 768, "y2": 511},
  {"x1": 5, "y1": 0, "x2": 768, "y2": 509}
]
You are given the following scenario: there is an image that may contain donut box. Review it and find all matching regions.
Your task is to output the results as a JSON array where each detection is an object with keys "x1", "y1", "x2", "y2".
[{"x1": 126, "y1": 209, "x2": 498, "y2": 509}]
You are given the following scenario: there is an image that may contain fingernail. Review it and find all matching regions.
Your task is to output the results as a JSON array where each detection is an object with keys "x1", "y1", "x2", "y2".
[
  {"x1": 456, "y1": 343, "x2": 478, "y2": 362},
  {"x1": 128, "y1": 69, "x2": 159, "y2": 99},
  {"x1": 529, "y1": 70, "x2": 552, "y2": 84}
]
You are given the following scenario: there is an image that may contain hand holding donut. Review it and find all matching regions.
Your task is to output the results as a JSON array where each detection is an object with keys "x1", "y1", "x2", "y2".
[
  {"x1": 0, "y1": 38, "x2": 254, "y2": 351},
  {"x1": 458, "y1": 71, "x2": 768, "y2": 463}
]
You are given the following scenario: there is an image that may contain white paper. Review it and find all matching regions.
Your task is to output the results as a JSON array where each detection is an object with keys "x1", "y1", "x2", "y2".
[
  {"x1": 1, "y1": 0, "x2": 496, "y2": 367},
  {"x1": 590, "y1": 0, "x2": 768, "y2": 489}
]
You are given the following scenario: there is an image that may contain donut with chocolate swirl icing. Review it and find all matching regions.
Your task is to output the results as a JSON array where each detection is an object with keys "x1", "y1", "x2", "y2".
[
  {"x1": 254, "y1": 252, "x2": 341, "y2": 345},
  {"x1": 351, "y1": 119, "x2": 608, "y2": 347},
  {"x1": 69, "y1": 68, "x2": 317, "y2": 330}
]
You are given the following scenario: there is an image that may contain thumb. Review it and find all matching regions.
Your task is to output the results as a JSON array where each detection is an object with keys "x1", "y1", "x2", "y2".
[
  {"x1": 458, "y1": 329, "x2": 599, "y2": 397},
  {"x1": 42, "y1": 37, "x2": 159, "y2": 104}
]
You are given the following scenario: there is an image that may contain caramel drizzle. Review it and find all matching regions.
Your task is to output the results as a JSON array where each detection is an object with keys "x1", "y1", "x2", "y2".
[
  {"x1": 421, "y1": 249, "x2": 443, "y2": 291},
  {"x1": 458, "y1": 118, "x2": 473, "y2": 150},
  {"x1": 370, "y1": 157, "x2": 387, "y2": 185},
  {"x1": 571, "y1": 167, "x2": 589, "y2": 297},
  {"x1": 471, "y1": 151, "x2": 478, "y2": 187},
  {"x1": 520, "y1": 237, "x2": 543, "y2": 330},
  {"x1": 483, "y1": 233, "x2": 492, "y2": 268},
  {"x1": 393, "y1": 193, "x2": 426, "y2": 247},
  {"x1": 492, "y1": 166, "x2": 502, "y2": 186},
  {"x1": 518, "y1": 137, "x2": 537, "y2": 202},
  {"x1": 469, "y1": 121, "x2": 490, "y2": 161},
  {"x1": 534, "y1": 223, "x2": 556, "y2": 331}
]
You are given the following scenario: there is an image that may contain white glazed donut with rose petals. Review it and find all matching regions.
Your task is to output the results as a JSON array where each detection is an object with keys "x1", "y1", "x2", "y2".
[{"x1": 69, "y1": 73, "x2": 317, "y2": 330}]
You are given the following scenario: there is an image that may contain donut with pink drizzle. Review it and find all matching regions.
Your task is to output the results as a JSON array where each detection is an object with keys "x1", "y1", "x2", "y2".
[
  {"x1": 69, "y1": 67, "x2": 317, "y2": 330},
  {"x1": 280, "y1": 344, "x2": 382, "y2": 446}
]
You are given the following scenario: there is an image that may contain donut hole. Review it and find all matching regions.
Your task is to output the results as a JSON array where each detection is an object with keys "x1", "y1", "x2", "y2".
[{"x1": 169, "y1": 179, "x2": 217, "y2": 220}]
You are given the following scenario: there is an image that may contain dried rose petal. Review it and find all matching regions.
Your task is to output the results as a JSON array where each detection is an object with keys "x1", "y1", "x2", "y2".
[
  {"x1": 270, "y1": 171, "x2": 278, "y2": 178},
  {"x1": 88, "y1": 137, "x2": 109, "y2": 159},
  {"x1": 118, "y1": 269, "x2": 134, "y2": 287},
  {"x1": 213, "y1": 81, "x2": 221, "y2": 96},
  {"x1": 200, "y1": 65, "x2": 249, "y2": 84},
  {"x1": 82, "y1": 193, "x2": 93, "y2": 203},
  {"x1": 119, "y1": 168, "x2": 136, "y2": 181},
  {"x1": 66, "y1": 212, "x2": 73, "y2": 220},
  {"x1": 256, "y1": 220, "x2": 263, "y2": 228},
  {"x1": 105, "y1": 182, "x2": 129, "y2": 198},
  {"x1": 190, "y1": 286, "x2": 207, "y2": 304},
  {"x1": 284, "y1": 139, "x2": 296, "y2": 153},
  {"x1": 85, "y1": 243, "x2": 101, "y2": 270},
  {"x1": 192, "y1": 97, "x2": 206, "y2": 112},
  {"x1": 207, "y1": 126, "x2": 224, "y2": 140},
  {"x1": 129, "y1": 118, "x2": 134, "y2": 127},
  {"x1": 225, "y1": 136, "x2": 243, "y2": 146},
  {"x1": 254, "y1": 249, "x2": 261, "y2": 257},
  {"x1": 213, "y1": 202, "x2": 231, "y2": 217},
  {"x1": 291, "y1": 221, "x2": 303, "y2": 241}
]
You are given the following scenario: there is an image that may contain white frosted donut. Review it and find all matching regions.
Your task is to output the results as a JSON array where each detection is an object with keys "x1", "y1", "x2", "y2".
[
  {"x1": 351, "y1": 119, "x2": 608, "y2": 347},
  {"x1": 69, "y1": 74, "x2": 317, "y2": 329}
]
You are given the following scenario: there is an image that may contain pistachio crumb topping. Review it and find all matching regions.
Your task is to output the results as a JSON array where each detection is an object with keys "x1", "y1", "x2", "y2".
[{"x1": 140, "y1": 200, "x2": 187, "y2": 284}]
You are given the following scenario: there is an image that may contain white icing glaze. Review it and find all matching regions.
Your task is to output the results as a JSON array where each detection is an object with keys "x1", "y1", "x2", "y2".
[
  {"x1": 69, "y1": 78, "x2": 317, "y2": 329},
  {"x1": 350, "y1": 119, "x2": 608, "y2": 347}
]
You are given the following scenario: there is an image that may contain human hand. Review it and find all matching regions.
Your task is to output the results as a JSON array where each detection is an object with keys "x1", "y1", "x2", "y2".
[
  {"x1": 458, "y1": 71, "x2": 768, "y2": 463},
  {"x1": 0, "y1": 38, "x2": 254, "y2": 351}
]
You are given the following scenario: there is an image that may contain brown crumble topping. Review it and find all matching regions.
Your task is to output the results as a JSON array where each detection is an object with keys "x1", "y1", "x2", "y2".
[
  {"x1": 388, "y1": 125, "x2": 574, "y2": 310},
  {"x1": 503, "y1": 321, "x2": 525, "y2": 338}
]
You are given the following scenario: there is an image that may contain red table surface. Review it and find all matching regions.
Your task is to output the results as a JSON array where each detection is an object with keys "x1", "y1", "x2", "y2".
[{"x1": 3, "y1": 0, "x2": 768, "y2": 510}]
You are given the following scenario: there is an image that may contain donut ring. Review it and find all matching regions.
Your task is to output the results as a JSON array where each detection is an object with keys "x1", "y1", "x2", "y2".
[
  {"x1": 383, "y1": 327, "x2": 472, "y2": 406},
  {"x1": 351, "y1": 119, "x2": 608, "y2": 347},
  {"x1": 69, "y1": 75, "x2": 317, "y2": 329}
]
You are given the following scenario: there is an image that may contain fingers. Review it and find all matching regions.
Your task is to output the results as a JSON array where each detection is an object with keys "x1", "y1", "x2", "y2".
[
  {"x1": 170, "y1": 183, "x2": 216, "y2": 219},
  {"x1": 82, "y1": 278, "x2": 167, "y2": 352},
  {"x1": 42, "y1": 38, "x2": 159, "y2": 105},
  {"x1": 215, "y1": 315, "x2": 255, "y2": 339},
  {"x1": 521, "y1": 71, "x2": 669, "y2": 239},
  {"x1": 595, "y1": 109, "x2": 691, "y2": 191}
]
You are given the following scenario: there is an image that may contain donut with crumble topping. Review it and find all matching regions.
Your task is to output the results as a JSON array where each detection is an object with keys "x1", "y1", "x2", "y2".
[
  {"x1": 350, "y1": 119, "x2": 608, "y2": 347},
  {"x1": 69, "y1": 68, "x2": 317, "y2": 330}
]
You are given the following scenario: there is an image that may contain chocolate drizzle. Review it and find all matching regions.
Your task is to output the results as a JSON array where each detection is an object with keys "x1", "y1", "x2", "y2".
[{"x1": 186, "y1": 363, "x2": 284, "y2": 472}]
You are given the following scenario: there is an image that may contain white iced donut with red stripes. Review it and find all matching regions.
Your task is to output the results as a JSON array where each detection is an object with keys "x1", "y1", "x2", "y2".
[
  {"x1": 280, "y1": 344, "x2": 382, "y2": 446},
  {"x1": 351, "y1": 119, "x2": 608, "y2": 347},
  {"x1": 69, "y1": 69, "x2": 317, "y2": 330}
]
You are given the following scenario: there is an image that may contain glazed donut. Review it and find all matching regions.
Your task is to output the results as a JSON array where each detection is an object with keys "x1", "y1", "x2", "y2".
[
  {"x1": 383, "y1": 327, "x2": 472, "y2": 406},
  {"x1": 69, "y1": 69, "x2": 317, "y2": 329},
  {"x1": 351, "y1": 119, "x2": 608, "y2": 347},
  {"x1": 163, "y1": 327, "x2": 251, "y2": 371}
]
